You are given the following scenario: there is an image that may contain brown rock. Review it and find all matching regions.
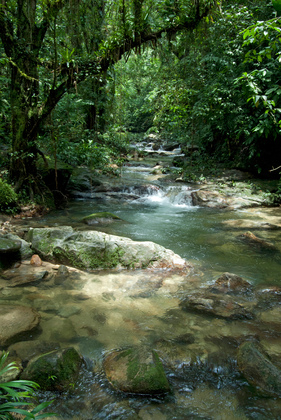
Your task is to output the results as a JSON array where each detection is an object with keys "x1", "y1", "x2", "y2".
[
  {"x1": 30, "y1": 254, "x2": 42, "y2": 266},
  {"x1": 180, "y1": 294, "x2": 254, "y2": 320},
  {"x1": 240, "y1": 231, "x2": 278, "y2": 251},
  {"x1": 211, "y1": 272, "x2": 253, "y2": 294},
  {"x1": 0, "y1": 305, "x2": 40, "y2": 346},
  {"x1": 237, "y1": 341, "x2": 281, "y2": 396}
]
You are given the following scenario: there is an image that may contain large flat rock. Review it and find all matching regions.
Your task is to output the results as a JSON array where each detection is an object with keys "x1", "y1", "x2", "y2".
[
  {"x1": 0, "y1": 305, "x2": 40, "y2": 346},
  {"x1": 28, "y1": 226, "x2": 188, "y2": 271}
]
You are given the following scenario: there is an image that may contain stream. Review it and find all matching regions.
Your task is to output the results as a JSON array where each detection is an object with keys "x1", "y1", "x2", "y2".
[{"x1": 3, "y1": 154, "x2": 281, "y2": 419}]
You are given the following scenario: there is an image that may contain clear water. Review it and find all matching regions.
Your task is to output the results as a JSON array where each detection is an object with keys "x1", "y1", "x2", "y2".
[
  {"x1": 35, "y1": 180, "x2": 281, "y2": 288},
  {"x1": 5, "y1": 164, "x2": 281, "y2": 419}
]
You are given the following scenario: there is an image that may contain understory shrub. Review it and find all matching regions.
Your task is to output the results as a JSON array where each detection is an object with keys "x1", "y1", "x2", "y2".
[{"x1": 0, "y1": 179, "x2": 18, "y2": 214}]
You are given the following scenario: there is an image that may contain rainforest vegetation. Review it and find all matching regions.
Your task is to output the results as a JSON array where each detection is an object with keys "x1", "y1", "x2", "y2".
[{"x1": 0, "y1": 0, "x2": 281, "y2": 212}]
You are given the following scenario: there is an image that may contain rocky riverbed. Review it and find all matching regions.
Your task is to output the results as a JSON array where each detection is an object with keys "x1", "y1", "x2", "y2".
[{"x1": 1, "y1": 150, "x2": 281, "y2": 418}]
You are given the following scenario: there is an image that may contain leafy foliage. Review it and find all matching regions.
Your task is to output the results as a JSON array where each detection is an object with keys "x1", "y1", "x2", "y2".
[
  {"x1": 0, "y1": 179, "x2": 18, "y2": 214},
  {"x1": 0, "y1": 352, "x2": 54, "y2": 419},
  {"x1": 114, "y1": 0, "x2": 280, "y2": 176}
]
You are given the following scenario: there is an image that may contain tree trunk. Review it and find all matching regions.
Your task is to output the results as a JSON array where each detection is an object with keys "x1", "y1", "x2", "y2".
[{"x1": 9, "y1": 56, "x2": 41, "y2": 195}]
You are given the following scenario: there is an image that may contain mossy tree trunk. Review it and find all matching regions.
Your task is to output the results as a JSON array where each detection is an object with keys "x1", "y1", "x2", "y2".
[
  {"x1": 10, "y1": 58, "x2": 40, "y2": 194},
  {"x1": 0, "y1": 0, "x2": 68, "y2": 197}
]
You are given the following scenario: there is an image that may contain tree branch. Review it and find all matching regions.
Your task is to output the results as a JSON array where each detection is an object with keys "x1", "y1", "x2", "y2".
[{"x1": 99, "y1": 0, "x2": 216, "y2": 70}]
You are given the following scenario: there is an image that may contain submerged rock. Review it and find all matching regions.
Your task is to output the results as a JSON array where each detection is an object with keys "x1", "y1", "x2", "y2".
[
  {"x1": 180, "y1": 293, "x2": 254, "y2": 320},
  {"x1": 210, "y1": 272, "x2": 253, "y2": 295},
  {"x1": 237, "y1": 341, "x2": 281, "y2": 397},
  {"x1": 103, "y1": 347, "x2": 170, "y2": 394},
  {"x1": 0, "y1": 305, "x2": 40, "y2": 346},
  {"x1": 8, "y1": 340, "x2": 59, "y2": 365},
  {"x1": 21, "y1": 347, "x2": 83, "y2": 391},
  {"x1": 54, "y1": 264, "x2": 69, "y2": 285},
  {"x1": 82, "y1": 212, "x2": 122, "y2": 225},
  {"x1": 222, "y1": 219, "x2": 281, "y2": 230},
  {"x1": 239, "y1": 231, "x2": 279, "y2": 252},
  {"x1": 0, "y1": 264, "x2": 50, "y2": 287},
  {"x1": 256, "y1": 287, "x2": 281, "y2": 310},
  {"x1": 28, "y1": 226, "x2": 187, "y2": 271}
]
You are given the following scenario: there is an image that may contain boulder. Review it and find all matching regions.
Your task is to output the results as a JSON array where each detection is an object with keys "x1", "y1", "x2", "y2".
[
  {"x1": 237, "y1": 341, "x2": 281, "y2": 396},
  {"x1": 28, "y1": 226, "x2": 187, "y2": 270},
  {"x1": 0, "y1": 305, "x2": 40, "y2": 346},
  {"x1": 180, "y1": 293, "x2": 254, "y2": 320},
  {"x1": 0, "y1": 264, "x2": 50, "y2": 287},
  {"x1": 21, "y1": 347, "x2": 83, "y2": 391},
  {"x1": 81, "y1": 212, "x2": 121, "y2": 225},
  {"x1": 0, "y1": 237, "x2": 21, "y2": 253},
  {"x1": 5, "y1": 233, "x2": 33, "y2": 260},
  {"x1": 8, "y1": 340, "x2": 59, "y2": 365},
  {"x1": 210, "y1": 272, "x2": 253, "y2": 294},
  {"x1": 191, "y1": 190, "x2": 228, "y2": 209},
  {"x1": 103, "y1": 347, "x2": 170, "y2": 394},
  {"x1": 27, "y1": 226, "x2": 73, "y2": 257},
  {"x1": 191, "y1": 188, "x2": 264, "y2": 210},
  {"x1": 0, "y1": 237, "x2": 21, "y2": 270}
]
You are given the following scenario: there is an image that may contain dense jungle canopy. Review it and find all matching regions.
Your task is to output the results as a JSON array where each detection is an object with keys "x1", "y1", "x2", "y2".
[{"x1": 0, "y1": 0, "x2": 281, "y2": 211}]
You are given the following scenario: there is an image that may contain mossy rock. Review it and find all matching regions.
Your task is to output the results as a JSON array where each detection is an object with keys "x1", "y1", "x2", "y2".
[
  {"x1": 237, "y1": 341, "x2": 281, "y2": 397},
  {"x1": 27, "y1": 226, "x2": 74, "y2": 258},
  {"x1": 81, "y1": 212, "x2": 122, "y2": 225},
  {"x1": 0, "y1": 237, "x2": 21, "y2": 253},
  {"x1": 29, "y1": 227, "x2": 187, "y2": 270},
  {"x1": 21, "y1": 347, "x2": 83, "y2": 391},
  {"x1": 103, "y1": 347, "x2": 171, "y2": 394}
]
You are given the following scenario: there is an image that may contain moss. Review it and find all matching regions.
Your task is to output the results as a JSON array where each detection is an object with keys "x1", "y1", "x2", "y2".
[
  {"x1": 53, "y1": 245, "x2": 126, "y2": 270},
  {"x1": 22, "y1": 348, "x2": 82, "y2": 391},
  {"x1": 82, "y1": 212, "x2": 121, "y2": 222},
  {"x1": 0, "y1": 179, "x2": 18, "y2": 214},
  {"x1": 57, "y1": 348, "x2": 82, "y2": 381},
  {"x1": 121, "y1": 348, "x2": 170, "y2": 394}
]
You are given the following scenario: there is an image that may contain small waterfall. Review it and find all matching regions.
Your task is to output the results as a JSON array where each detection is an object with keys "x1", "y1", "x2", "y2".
[{"x1": 126, "y1": 184, "x2": 194, "y2": 208}]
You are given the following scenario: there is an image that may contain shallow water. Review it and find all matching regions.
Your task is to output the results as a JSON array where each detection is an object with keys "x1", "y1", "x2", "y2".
[
  {"x1": 5, "y1": 163, "x2": 281, "y2": 419},
  {"x1": 31, "y1": 179, "x2": 281, "y2": 287}
]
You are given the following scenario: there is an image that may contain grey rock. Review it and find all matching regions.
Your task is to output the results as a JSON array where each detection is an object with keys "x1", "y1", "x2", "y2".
[{"x1": 29, "y1": 226, "x2": 187, "y2": 271}]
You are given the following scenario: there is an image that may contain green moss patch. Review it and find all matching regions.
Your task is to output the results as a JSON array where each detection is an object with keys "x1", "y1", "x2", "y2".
[
  {"x1": 21, "y1": 347, "x2": 83, "y2": 391},
  {"x1": 103, "y1": 347, "x2": 170, "y2": 394},
  {"x1": 82, "y1": 212, "x2": 122, "y2": 225}
]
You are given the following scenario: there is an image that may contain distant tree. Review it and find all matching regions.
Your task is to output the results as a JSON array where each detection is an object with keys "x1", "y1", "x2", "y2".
[{"x1": 0, "y1": 0, "x2": 218, "y2": 199}]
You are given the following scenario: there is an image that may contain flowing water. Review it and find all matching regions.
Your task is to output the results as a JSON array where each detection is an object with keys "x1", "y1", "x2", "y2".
[{"x1": 4, "y1": 159, "x2": 281, "y2": 419}]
